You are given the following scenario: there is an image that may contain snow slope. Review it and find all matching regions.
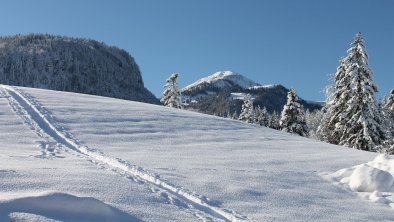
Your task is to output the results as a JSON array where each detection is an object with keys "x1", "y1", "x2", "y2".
[
  {"x1": 229, "y1": 93, "x2": 256, "y2": 101},
  {"x1": 248, "y1": 85, "x2": 278, "y2": 90},
  {"x1": 1, "y1": 85, "x2": 394, "y2": 221},
  {"x1": 183, "y1": 71, "x2": 260, "y2": 91}
]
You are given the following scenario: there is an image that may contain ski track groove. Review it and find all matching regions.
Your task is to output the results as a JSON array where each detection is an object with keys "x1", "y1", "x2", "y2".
[{"x1": 0, "y1": 85, "x2": 250, "y2": 222}]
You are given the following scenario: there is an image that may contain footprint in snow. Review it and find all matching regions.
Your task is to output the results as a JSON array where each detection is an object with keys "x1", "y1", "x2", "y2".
[{"x1": 35, "y1": 141, "x2": 65, "y2": 159}]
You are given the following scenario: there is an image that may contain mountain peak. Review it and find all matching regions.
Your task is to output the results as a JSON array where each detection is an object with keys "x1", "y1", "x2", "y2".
[
  {"x1": 209, "y1": 70, "x2": 241, "y2": 79},
  {"x1": 183, "y1": 70, "x2": 260, "y2": 92}
]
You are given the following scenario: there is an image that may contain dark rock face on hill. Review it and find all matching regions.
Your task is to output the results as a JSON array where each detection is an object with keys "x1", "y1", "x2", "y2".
[{"x1": 0, "y1": 34, "x2": 159, "y2": 104}]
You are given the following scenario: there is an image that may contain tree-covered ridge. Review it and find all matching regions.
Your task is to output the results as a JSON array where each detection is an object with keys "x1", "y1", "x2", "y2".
[{"x1": 0, "y1": 34, "x2": 159, "y2": 104}]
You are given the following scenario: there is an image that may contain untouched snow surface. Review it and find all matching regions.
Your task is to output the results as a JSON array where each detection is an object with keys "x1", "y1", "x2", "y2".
[
  {"x1": 248, "y1": 85, "x2": 278, "y2": 90},
  {"x1": 1, "y1": 85, "x2": 394, "y2": 221},
  {"x1": 229, "y1": 93, "x2": 256, "y2": 101},
  {"x1": 183, "y1": 71, "x2": 260, "y2": 91}
]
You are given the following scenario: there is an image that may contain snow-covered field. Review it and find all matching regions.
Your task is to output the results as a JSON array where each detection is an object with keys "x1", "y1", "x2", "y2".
[{"x1": 1, "y1": 85, "x2": 393, "y2": 221}]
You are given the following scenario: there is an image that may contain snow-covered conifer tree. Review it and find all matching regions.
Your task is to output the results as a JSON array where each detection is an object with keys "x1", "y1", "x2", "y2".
[
  {"x1": 238, "y1": 94, "x2": 254, "y2": 123},
  {"x1": 319, "y1": 58, "x2": 352, "y2": 144},
  {"x1": 279, "y1": 89, "x2": 308, "y2": 136},
  {"x1": 382, "y1": 89, "x2": 394, "y2": 139},
  {"x1": 382, "y1": 89, "x2": 394, "y2": 120},
  {"x1": 160, "y1": 73, "x2": 182, "y2": 109},
  {"x1": 268, "y1": 111, "x2": 280, "y2": 130},
  {"x1": 232, "y1": 111, "x2": 239, "y2": 120},
  {"x1": 255, "y1": 106, "x2": 269, "y2": 126},
  {"x1": 225, "y1": 111, "x2": 232, "y2": 119},
  {"x1": 306, "y1": 109, "x2": 324, "y2": 139},
  {"x1": 340, "y1": 33, "x2": 385, "y2": 151}
]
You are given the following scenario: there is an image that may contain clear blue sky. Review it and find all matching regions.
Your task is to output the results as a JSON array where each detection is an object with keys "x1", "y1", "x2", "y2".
[{"x1": 0, "y1": 0, "x2": 393, "y2": 101}]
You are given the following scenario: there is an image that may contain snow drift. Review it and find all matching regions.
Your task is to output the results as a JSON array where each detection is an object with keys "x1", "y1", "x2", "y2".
[
  {"x1": 0, "y1": 192, "x2": 141, "y2": 222},
  {"x1": 326, "y1": 154, "x2": 394, "y2": 208}
]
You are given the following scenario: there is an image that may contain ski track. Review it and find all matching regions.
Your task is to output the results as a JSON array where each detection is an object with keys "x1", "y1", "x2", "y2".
[{"x1": 0, "y1": 85, "x2": 250, "y2": 222}]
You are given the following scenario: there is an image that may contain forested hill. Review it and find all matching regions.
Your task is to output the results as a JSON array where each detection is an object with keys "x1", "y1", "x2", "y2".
[{"x1": 0, "y1": 34, "x2": 159, "y2": 104}]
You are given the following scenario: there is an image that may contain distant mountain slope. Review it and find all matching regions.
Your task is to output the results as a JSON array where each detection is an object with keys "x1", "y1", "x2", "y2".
[
  {"x1": 181, "y1": 71, "x2": 322, "y2": 116},
  {"x1": 0, "y1": 34, "x2": 159, "y2": 104},
  {"x1": 183, "y1": 71, "x2": 260, "y2": 93}
]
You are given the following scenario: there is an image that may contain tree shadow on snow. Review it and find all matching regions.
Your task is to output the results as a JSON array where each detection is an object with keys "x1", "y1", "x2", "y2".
[{"x1": 0, "y1": 192, "x2": 142, "y2": 222}]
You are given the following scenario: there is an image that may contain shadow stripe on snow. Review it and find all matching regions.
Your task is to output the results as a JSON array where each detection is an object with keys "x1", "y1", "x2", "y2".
[{"x1": 0, "y1": 85, "x2": 250, "y2": 222}]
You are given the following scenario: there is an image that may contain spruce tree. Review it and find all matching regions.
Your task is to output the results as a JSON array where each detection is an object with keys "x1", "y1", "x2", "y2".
[
  {"x1": 232, "y1": 111, "x2": 239, "y2": 120},
  {"x1": 319, "y1": 58, "x2": 352, "y2": 144},
  {"x1": 279, "y1": 89, "x2": 308, "y2": 136},
  {"x1": 226, "y1": 111, "x2": 232, "y2": 119},
  {"x1": 382, "y1": 89, "x2": 394, "y2": 139},
  {"x1": 268, "y1": 111, "x2": 280, "y2": 130},
  {"x1": 255, "y1": 106, "x2": 269, "y2": 126},
  {"x1": 306, "y1": 109, "x2": 324, "y2": 139},
  {"x1": 382, "y1": 89, "x2": 394, "y2": 120},
  {"x1": 340, "y1": 33, "x2": 385, "y2": 151},
  {"x1": 161, "y1": 73, "x2": 182, "y2": 109},
  {"x1": 238, "y1": 94, "x2": 254, "y2": 123}
]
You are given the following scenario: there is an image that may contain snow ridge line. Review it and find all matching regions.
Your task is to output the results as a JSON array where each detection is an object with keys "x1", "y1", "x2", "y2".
[{"x1": 1, "y1": 85, "x2": 250, "y2": 222}]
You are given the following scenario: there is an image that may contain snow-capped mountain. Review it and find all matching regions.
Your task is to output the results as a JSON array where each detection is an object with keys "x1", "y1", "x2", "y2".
[
  {"x1": 0, "y1": 34, "x2": 159, "y2": 104},
  {"x1": 1, "y1": 85, "x2": 392, "y2": 221},
  {"x1": 183, "y1": 71, "x2": 260, "y2": 92},
  {"x1": 181, "y1": 71, "x2": 322, "y2": 117}
]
